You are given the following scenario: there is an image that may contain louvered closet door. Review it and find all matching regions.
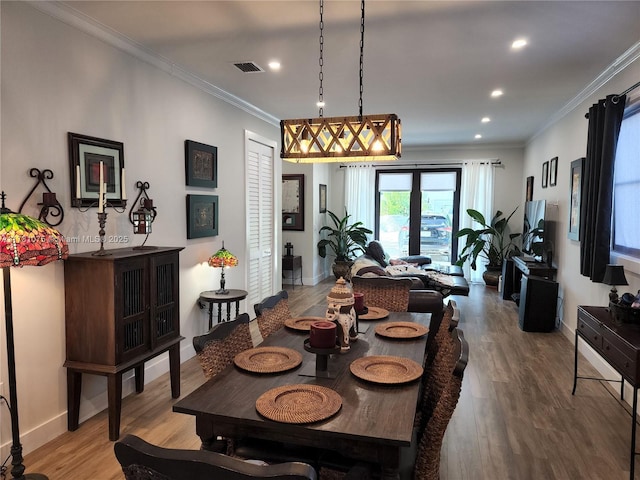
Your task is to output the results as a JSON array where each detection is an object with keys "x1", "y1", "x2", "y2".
[{"x1": 246, "y1": 134, "x2": 277, "y2": 309}]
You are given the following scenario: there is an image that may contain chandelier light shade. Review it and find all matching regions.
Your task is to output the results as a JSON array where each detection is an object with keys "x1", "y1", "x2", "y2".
[
  {"x1": 280, "y1": 0, "x2": 401, "y2": 163},
  {"x1": 0, "y1": 192, "x2": 68, "y2": 480},
  {"x1": 208, "y1": 242, "x2": 238, "y2": 295},
  {"x1": 281, "y1": 114, "x2": 401, "y2": 163}
]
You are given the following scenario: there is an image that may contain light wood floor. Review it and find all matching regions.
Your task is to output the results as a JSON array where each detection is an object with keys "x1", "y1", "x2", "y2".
[{"x1": 23, "y1": 280, "x2": 637, "y2": 479}]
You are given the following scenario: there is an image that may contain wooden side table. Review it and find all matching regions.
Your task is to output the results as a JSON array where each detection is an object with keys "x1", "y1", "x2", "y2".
[
  {"x1": 198, "y1": 289, "x2": 248, "y2": 329},
  {"x1": 282, "y1": 255, "x2": 303, "y2": 289}
]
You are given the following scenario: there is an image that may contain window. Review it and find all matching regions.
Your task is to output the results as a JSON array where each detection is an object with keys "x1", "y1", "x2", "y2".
[
  {"x1": 375, "y1": 169, "x2": 461, "y2": 263},
  {"x1": 612, "y1": 100, "x2": 640, "y2": 258}
]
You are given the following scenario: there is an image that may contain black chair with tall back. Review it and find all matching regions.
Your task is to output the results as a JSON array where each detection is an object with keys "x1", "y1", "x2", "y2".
[
  {"x1": 193, "y1": 312, "x2": 254, "y2": 380},
  {"x1": 114, "y1": 434, "x2": 318, "y2": 480},
  {"x1": 254, "y1": 290, "x2": 292, "y2": 340}
]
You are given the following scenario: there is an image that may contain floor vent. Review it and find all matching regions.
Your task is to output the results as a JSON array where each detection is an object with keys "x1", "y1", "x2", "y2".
[{"x1": 234, "y1": 62, "x2": 264, "y2": 73}]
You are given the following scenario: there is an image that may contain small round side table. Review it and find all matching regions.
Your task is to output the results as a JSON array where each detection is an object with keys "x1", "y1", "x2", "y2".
[{"x1": 198, "y1": 289, "x2": 248, "y2": 329}]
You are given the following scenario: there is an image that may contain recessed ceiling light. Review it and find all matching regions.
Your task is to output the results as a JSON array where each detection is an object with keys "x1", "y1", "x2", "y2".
[
  {"x1": 268, "y1": 61, "x2": 281, "y2": 71},
  {"x1": 511, "y1": 38, "x2": 528, "y2": 50},
  {"x1": 491, "y1": 89, "x2": 503, "y2": 98},
  {"x1": 475, "y1": 134, "x2": 482, "y2": 139},
  {"x1": 481, "y1": 117, "x2": 491, "y2": 123}
]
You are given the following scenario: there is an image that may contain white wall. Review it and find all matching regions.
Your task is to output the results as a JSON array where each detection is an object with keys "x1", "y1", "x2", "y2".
[
  {"x1": 525, "y1": 57, "x2": 640, "y2": 333},
  {"x1": 524, "y1": 54, "x2": 640, "y2": 400},
  {"x1": 0, "y1": 2, "x2": 279, "y2": 456}
]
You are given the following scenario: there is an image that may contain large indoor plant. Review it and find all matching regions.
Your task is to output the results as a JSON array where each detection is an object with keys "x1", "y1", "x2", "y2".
[
  {"x1": 317, "y1": 209, "x2": 372, "y2": 279},
  {"x1": 454, "y1": 207, "x2": 521, "y2": 285}
]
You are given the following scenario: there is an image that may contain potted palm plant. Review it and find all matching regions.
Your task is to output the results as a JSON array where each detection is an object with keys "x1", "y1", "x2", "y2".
[
  {"x1": 454, "y1": 207, "x2": 521, "y2": 286},
  {"x1": 317, "y1": 209, "x2": 372, "y2": 279}
]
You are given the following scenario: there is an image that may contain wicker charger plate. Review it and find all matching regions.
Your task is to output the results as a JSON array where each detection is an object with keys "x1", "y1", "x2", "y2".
[
  {"x1": 255, "y1": 384, "x2": 342, "y2": 424},
  {"x1": 234, "y1": 347, "x2": 302, "y2": 374},
  {"x1": 350, "y1": 355, "x2": 423, "y2": 384},
  {"x1": 358, "y1": 306, "x2": 389, "y2": 321},
  {"x1": 375, "y1": 321, "x2": 429, "y2": 339},
  {"x1": 284, "y1": 316, "x2": 326, "y2": 331}
]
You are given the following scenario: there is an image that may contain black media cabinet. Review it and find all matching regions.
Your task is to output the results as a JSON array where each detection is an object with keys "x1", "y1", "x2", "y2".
[{"x1": 502, "y1": 256, "x2": 558, "y2": 332}]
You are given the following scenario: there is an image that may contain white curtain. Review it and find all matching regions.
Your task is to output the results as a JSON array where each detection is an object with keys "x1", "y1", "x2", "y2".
[
  {"x1": 344, "y1": 165, "x2": 375, "y2": 238},
  {"x1": 459, "y1": 161, "x2": 494, "y2": 283}
]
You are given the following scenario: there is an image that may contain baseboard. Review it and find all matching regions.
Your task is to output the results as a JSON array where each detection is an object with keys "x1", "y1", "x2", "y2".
[{"x1": 0, "y1": 343, "x2": 196, "y2": 460}]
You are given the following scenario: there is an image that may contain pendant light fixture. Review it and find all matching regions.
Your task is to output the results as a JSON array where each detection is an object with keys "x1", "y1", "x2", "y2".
[{"x1": 280, "y1": 0, "x2": 401, "y2": 163}]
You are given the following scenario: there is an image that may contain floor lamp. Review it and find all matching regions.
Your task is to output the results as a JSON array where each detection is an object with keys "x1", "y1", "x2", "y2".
[{"x1": 1, "y1": 193, "x2": 69, "y2": 479}]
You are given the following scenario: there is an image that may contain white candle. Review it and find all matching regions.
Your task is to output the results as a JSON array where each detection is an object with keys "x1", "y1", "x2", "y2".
[
  {"x1": 75, "y1": 165, "x2": 81, "y2": 199},
  {"x1": 98, "y1": 162, "x2": 104, "y2": 213},
  {"x1": 121, "y1": 168, "x2": 127, "y2": 200}
]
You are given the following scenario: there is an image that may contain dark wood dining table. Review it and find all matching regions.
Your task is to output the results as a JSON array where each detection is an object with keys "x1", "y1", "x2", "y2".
[{"x1": 173, "y1": 304, "x2": 431, "y2": 480}]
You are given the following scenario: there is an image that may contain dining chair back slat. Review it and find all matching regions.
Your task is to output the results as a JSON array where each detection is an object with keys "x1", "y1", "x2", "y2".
[
  {"x1": 351, "y1": 276, "x2": 412, "y2": 312},
  {"x1": 114, "y1": 434, "x2": 318, "y2": 480},
  {"x1": 193, "y1": 313, "x2": 253, "y2": 380},
  {"x1": 255, "y1": 290, "x2": 291, "y2": 339}
]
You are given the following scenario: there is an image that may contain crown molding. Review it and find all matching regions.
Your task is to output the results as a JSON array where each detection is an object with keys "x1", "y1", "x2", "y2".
[
  {"x1": 27, "y1": 1, "x2": 280, "y2": 128},
  {"x1": 530, "y1": 40, "x2": 640, "y2": 144}
]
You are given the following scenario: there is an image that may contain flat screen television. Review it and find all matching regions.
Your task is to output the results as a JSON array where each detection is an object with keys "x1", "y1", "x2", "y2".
[{"x1": 522, "y1": 199, "x2": 546, "y2": 261}]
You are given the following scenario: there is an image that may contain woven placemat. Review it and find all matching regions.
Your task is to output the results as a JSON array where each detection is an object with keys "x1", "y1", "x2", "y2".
[
  {"x1": 358, "y1": 306, "x2": 389, "y2": 321},
  {"x1": 256, "y1": 384, "x2": 342, "y2": 424},
  {"x1": 234, "y1": 347, "x2": 302, "y2": 374},
  {"x1": 284, "y1": 316, "x2": 326, "y2": 331},
  {"x1": 350, "y1": 355, "x2": 423, "y2": 384},
  {"x1": 375, "y1": 321, "x2": 429, "y2": 339}
]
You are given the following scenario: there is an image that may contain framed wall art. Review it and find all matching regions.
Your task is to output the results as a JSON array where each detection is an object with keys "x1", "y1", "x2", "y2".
[
  {"x1": 68, "y1": 132, "x2": 126, "y2": 208},
  {"x1": 319, "y1": 184, "x2": 327, "y2": 213},
  {"x1": 541, "y1": 161, "x2": 549, "y2": 188},
  {"x1": 526, "y1": 176, "x2": 534, "y2": 201},
  {"x1": 568, "y1": 157, "x2": 584, "y2": 241},
  {"x1": 186, "y1": 194, "x2": 219, "y2": 239},
  {"x1": 185, "y1": 140, "x2": 217, "y2": 188},
  {"x1": 282, "y1": 174, "x2": 304, "y2": 231},
  {"x1": 549, "y1": 156, "x2": 558, "y2": 187}
]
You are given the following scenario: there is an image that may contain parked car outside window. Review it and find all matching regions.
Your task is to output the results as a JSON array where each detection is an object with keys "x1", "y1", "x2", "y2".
[{"x1": 399, "y1": 214, "x2": 452, "y2": 249}]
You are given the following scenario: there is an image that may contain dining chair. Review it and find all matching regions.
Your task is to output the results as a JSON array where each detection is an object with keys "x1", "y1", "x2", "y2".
[
  {"x1": 414, "y1": 328, "x2": 469, "y2": 480},
  {"x1": 114, "y1": 434, "x2": 318, "y2": 480},
  {"x1": 255, "y1": 290, "x2": 292, "y2": 339},
  {"x1": 351, "y1": 275, "x2": 413, "y2": 312},
  {"x1": 193, "y1": 312, "x2": 253, "y2": 380}
]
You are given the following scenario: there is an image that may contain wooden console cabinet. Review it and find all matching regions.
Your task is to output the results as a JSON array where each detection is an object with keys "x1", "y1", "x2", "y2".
[{"x1": 64, "y1": 246, "x2": 184, "y2": 440}]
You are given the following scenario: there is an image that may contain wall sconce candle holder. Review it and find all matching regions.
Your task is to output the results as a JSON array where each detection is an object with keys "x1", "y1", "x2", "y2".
[
  {"x1": 18, "y1": 168, "x2": 64, "y2": 227},
  {"x1": 128, "y1": 181, "x2": 157, "y2": 250}
]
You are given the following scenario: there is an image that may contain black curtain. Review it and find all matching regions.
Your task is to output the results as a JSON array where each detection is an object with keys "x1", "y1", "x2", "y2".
[{"x1": 579, "y1": 93, "x2": 626, "y2": 282}]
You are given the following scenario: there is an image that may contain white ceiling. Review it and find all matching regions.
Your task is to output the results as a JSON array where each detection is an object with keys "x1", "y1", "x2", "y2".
[{"x1": 60, "y1": 0, "x2": 640, "y2": 148}]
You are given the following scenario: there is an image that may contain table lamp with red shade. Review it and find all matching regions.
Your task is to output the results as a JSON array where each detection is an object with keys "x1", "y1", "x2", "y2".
[{"x1": 208, "y1": 242, "x2": 238, "y2": 294}]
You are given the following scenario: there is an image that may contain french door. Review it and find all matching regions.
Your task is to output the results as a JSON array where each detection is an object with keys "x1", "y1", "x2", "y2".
[{"x1": 375, "y1": 169, "x2": 461, "y2": 263}]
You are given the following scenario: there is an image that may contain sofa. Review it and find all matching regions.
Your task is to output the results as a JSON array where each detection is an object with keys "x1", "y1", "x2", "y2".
[{"x1": 350, "y1": 249, "x2": 470, "y2": 299}]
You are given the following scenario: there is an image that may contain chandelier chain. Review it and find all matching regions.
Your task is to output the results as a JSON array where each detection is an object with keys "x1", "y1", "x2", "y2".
[
  {"x1": 358, "y1": 0, "x2": 365, "y2": 119},
  {"x1": 318, "y1": 0, "x2": 324, "y2": 117}
]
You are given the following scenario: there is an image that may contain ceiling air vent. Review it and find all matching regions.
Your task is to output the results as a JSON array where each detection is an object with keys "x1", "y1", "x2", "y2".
[{"x1": 234, "y1": 62, "x2": 264, "y2": 73}]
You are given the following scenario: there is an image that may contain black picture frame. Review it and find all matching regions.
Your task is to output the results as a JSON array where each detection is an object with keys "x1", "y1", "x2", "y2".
[
  {"x1": 542, "y1": 161, "x2": 549, "y2": 189},
  {"x1": 185, "y1": 140, "x2": 217, "y2": 188},
  {"x1": 282, "y1": 174, "x2": 304, "y2": 231},
  {"x1": 319, "y1": 184, "x2": 327, "y2": 213},
  {"x1": 186, "y1": 194, "x2": 219, "y2": 239},
  {"x1": 568, "y1": 157, "x2": 584, "y2": 241},
  {"x1": 526, "y1": 176, "x2": 534, "y2": 201},
  {"x1": 549, "y1": 156, "x2": 558, "y2": 187},
  {"x1": 68, "y1": 132, "x2": 126, "y2": 208}
]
